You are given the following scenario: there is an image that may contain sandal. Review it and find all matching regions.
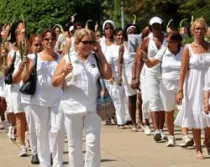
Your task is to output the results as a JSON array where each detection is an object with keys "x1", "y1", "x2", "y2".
[
  {"x1": 131, "y1": 127, "x2": 138, "y2": 132},
  {"x1": 137, "y1": 123, "x2": 144, "y2": 132},
  {"x1": 196, "y1": 154, "x2": 205, "y2": 160}
]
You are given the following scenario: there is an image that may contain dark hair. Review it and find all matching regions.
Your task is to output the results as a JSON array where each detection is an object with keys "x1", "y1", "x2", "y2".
[
  {"x1": 28, "y1": 34, "x2": 42, "y2": 53},
  {"x1": 113, "y1": 28, "x2": 125, "y2": 40},
  {"x1": 166, "y1": 31, "x2": 183, "y2": 48},
  {"x1": 42, "y1": 28, "x2": 56, "y2": 39},
  {"x1": 9, "y1": 20, "x2": 24, "y2": 43},
  {"x1": 124, "y1": 24, "x2": 139, "y2": 41}
]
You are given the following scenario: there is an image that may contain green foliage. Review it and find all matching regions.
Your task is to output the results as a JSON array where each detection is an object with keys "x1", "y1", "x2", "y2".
[{"x1": 0, "y1": 0, "x2": 102, "y2": 34}]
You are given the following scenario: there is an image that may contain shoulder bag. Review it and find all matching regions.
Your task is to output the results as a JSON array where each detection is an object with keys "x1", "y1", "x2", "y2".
[
  {"x1": 4, "y1": 52, "x2": 16, "y2": 84},
  {"x1": 19, "y1": 53, "x2": 37, "y2": 95},
  {"x1": 93, "y1": 53, "x2": 115, "y2": 121}
]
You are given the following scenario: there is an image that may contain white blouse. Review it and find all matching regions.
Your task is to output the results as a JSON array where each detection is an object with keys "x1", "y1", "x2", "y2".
[{"x1": 61, "y1": 51, "x2": 100, "y2": 114}]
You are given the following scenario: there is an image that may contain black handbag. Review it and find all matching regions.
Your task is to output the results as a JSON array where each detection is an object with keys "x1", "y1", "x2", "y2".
[
  {"x1": 19, "y1": 53, "x2": 37, "y2": 95},
  {"x1": 4, "y1": 52, "x2": 16, "y2": 84}
]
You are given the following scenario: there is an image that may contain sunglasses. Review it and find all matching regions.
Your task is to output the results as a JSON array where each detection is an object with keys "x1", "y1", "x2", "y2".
[
  {"x1": 34, "y1": 43, "x2": 42, "y2": 47},
  {"x1": 81, "y1": 40, "x2": 95, "y2": 45},
  {"x1": 44, "y1": 37, "x2": 56, "y2": 41}
]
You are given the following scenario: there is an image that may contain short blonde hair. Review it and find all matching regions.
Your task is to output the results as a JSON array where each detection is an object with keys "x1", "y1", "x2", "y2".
[
  {"x1": 191, "y1": 18, "x2": 208, "y2": 35},
  {"x1": 74, "y1": 28, "x2": 96, "y2": 45}
]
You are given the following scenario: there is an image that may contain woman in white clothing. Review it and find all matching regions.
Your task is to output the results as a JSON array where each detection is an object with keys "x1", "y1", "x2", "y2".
[
  {"x1": 6, "y1": 20, "x2": 27, "y2": 156},
  {"x1": 105, "y1": 28, "x2": 127, "y2": 128},
  {"x1": 13, "y1": 29, "x2": 64, "y2": 166},
  {"x1": 52, "y1": 28, "x2": 111, "y2": 167},
  {"x1": 132, "y1": 17, "x2": 167, "y2": 141},
  {"x1": 141, "y1": 31, "x2": 182, "y2": 147},
  {"x1": 176, "y1": 18, "x2": 210, "y2": 159},
  {"x1": 118, "y1": 24, "x2": 142, "y2": 131},
  {"x1": 22, "y1": 34, "x2": 42, "y2": 164},
  {"x1": 100, "y1": 20, "x2": 116, "y2": 125}
]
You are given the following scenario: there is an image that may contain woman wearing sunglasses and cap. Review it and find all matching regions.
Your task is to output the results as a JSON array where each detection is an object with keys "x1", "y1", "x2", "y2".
[{"x1": 132, "y1": 16, "x2": 167, "y2": 141}]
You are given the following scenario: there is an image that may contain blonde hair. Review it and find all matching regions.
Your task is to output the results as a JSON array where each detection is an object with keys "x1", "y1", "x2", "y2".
[
  {"x1": 191, "y1": 18, "x2": 208, "y2": 35},
  {"x1": 74, "y1": 28, "x2": 96, "y2": 45}
]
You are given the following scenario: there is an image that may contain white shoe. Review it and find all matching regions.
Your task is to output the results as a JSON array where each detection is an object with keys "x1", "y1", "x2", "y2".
[
  {"x1": 9, "y1": 126, "x2": 16, "y2": 141},
  {"x1": 180, "y1": 135, "x2": 194, "y2": 147},
  {"x1": 166, "y1": 135, "x2": 176, "y2": 147},
  {"x1": 7, "y1": 125, "x2": 12, "y2": 137},
  {"x1": 144, "y1": 126, "x2": 151, "y2": 135},
  {"x1": 153, "y1": 130, "x2": 161, "y2": 141},
  {"x1": 19, "y1": 145, "x2": 27, "y2": 157},
  {"x1": 160, "y1": 130, "x2": 167, "y2": 141}
]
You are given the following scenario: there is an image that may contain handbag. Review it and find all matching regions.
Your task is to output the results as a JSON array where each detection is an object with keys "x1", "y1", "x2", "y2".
[
  {"x1": 93, "y1": 53, "x2": 115, "y2": 121},
  {"x1": 19, "y1": 53, "x2": 37, "y2": 95},
  {"x1": 4, "y1": 52, "x2": 16, "y2": 84}
]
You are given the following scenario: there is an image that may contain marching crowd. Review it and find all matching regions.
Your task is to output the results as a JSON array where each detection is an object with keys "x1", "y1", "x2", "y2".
[{"x1": 0, "y1": 15, "x2": 210, "y2": 167}]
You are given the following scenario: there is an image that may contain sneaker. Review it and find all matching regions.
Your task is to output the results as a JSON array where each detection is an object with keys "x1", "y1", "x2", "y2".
[
  {"x1": 31, "y1": 154, "x2": 40, "y2": 165},
  {"x1": 19, "y1": 145, "x2": 27, "y2": 157},
  {"x1": 8, "y1": 126, "x2": 16, "y2": 142},
  {"x1": 153, "y1": 130, "x2": 161, "y2": 141},
  {"x1": 160, "y1": 130, "x2": 167, "y2": 141},
  {"x1": 180, "y1": 135, "x2": 194, "y2": 147},
  {"x1": 166, "y1": 135, "x2": 176, "y2": 147},
  {"x1": 144, "y1": 126, "x2": 151, "y2": 135}
]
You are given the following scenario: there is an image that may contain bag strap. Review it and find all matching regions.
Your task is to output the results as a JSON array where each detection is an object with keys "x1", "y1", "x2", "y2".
[
  {"x1": 160, "y1": 48, "x2": 167, "y2": 73},
  {"x1": 33, "y1": 53, "x2": 38, "y2": 73},
  {"x1": 93, "y1": 53, "x2": 101, "y2": 76},
  {"x1": 11, "y1": 51, "x2": 16, "y2": 65}
]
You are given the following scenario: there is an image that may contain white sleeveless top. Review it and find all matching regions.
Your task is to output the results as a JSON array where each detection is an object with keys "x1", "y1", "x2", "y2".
[
  {"x1": 21, "y1": 53, "x2": 63, "y2": 107},
  {"x1": 146, "y1": 33, "x2": 167, "y2": 78},
  {"x1": 9, "y1": 49, "x2": 23, "y2": 92},
  {"x1": 61, "y1": 51, "x2": 100, "y2": 114}
]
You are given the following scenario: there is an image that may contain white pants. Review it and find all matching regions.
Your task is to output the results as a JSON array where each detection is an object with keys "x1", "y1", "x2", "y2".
[
  {"x1": 23, "y1": 104, "x2": 51, "y2": 167},
  {"x1": 145, "y1": 77, "x2": 164, "y2": 112},
  {"x1": 50, "y1": 107, "x2": 65, "y2": 167},
  {"x1": 24, "y1": 105, "x2": 37, "y2": 155},
  {"x1": 65, "y1": 112, "x2": 101, "y2": 167},
  {"x1": 108, "y1": 83, "x2": 127, "y2": 125},
  {"x1": 141, "y1": 85, "x2": 150, "y2": 119}
]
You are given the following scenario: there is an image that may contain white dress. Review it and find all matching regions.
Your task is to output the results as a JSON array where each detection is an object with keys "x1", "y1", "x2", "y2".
[{"x1": 175, "y1": 44, "x2": 210, "y2": 129}]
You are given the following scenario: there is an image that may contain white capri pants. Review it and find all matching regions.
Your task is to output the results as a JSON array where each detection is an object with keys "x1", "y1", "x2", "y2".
[
  {"x1": 145, "y1": 77, "x2": 164, "y2": 112},
  {"x1": 65, "y1": 112, "x2": 101, "y2": 167},
  {"x1": 160, "y1": 83, "x2": 177, "y2": 112}
]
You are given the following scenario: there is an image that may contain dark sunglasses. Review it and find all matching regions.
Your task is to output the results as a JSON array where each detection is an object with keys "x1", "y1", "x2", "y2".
[
  {"x1": 44, "y1": 37, "x2": 56, "y2": 41},
  {"x1": 81, "y1": 40, "x2": 95, "y2": 45},
  {"x1": 34, "y1": 43, "x2": 42, "y2": 47}
]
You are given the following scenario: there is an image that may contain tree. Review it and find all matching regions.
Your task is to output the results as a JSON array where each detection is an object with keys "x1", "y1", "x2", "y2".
[{"x1": 0, "y1": 0, "x2": 102, "y2": 33}]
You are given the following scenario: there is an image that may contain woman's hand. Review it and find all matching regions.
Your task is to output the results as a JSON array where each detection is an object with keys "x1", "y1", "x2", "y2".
[
  {"x1": 63, "y1": 62, "x2": 73, "y2": 75},
  {"x1": 204, "y1": 104, "x2": 210, "y2": 115},
  {"x1": 18, "y1": 56, "x2": 28, "y2": 72},
  {"x1": 131, "y1": 78, "x2": 140, "y2": 89},
  {"x1": 176, "y1": 91, "x2": 183, "y2": 105},
  {"x1": 118, "y1": 77, "x2": 123, "y2": 86},
  {"x1": 93, "y1": 42, "x2": 103, "y2": 56}
]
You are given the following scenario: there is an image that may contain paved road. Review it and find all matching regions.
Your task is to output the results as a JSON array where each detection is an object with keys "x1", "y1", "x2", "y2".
[{"x1": 0, "y1": 125, "x2": 210, "y2": 167}]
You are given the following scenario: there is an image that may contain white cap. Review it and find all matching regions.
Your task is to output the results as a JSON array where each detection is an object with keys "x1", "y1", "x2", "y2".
[
  {"x1": 69, "y1": 25, "x2": 74, "y2": 32},
  {"x1": 102, "y1": 20, "x2": 115, "y2": 31},
  {"x1": 149, "y1": 16, "x2": 163, "y2": 25}
]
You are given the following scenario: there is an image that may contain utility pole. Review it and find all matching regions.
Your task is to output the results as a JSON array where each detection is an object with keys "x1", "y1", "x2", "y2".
[{"x1": 121, "y1": 1, "x2": 124, "y2": 29}]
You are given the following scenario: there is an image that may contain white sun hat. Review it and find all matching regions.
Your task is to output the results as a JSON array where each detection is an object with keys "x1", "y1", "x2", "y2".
[{"x1": 149, "y1": 16, "x2": 163, "y2": 25}]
